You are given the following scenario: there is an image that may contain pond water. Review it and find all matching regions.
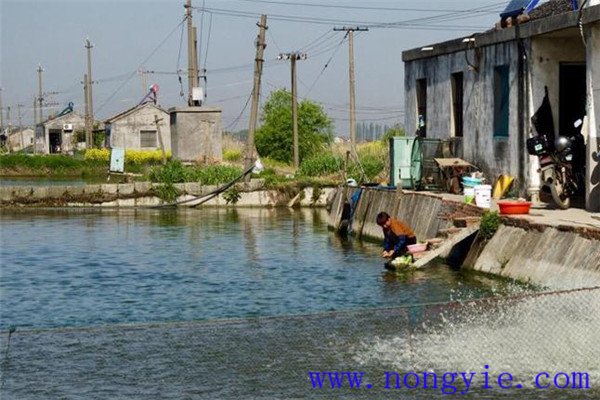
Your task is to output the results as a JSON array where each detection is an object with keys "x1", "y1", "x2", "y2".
[{"x1": 0, "y1": 208, "x2": 597, "y2": 399}]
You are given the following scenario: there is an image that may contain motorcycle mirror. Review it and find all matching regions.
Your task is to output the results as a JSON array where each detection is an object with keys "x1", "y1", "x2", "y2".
[{"x1": 574, "y1": 119, "x2": 583, "y2": 128}]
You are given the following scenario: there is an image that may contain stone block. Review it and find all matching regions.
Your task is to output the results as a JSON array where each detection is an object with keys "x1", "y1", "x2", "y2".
[
  {"x1": 184, "y1": 182, "x2": 202, "y2": 196},
  {"x1": 117, "y1": 198, "x2": 136, "y2": 207},
  {"x1": 134, "y1": 181, "x2": 152, "y2": 194},
  {"x1": 31, "y1": 186, "x2": 49, "y2": 199},
  {"x1": 101, "y1": 184, "x2": 119, "y2": 195},
  {"x1": 135, "y1": 196, "x2": 161, "y2": 207},
  {"x1": 84, "y1": 185, "x2": 102, "y2": 194},
  {"x1": 0, "y1": 187, "x2": 14, "y2": 202},
  {"x1": 118, "y1": 183, "x2": 135, "y2": 196}
]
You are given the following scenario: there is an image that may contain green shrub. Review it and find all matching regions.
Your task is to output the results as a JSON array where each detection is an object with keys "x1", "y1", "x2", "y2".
[
  {"x1": 223, "y1": 149, "x2": 242, "y2": 162},
  {"x1": 298, "y1": 152, "x2": 342, "y2": 177},
  {"x1": 148, "y1": 161, "x2": 243, "y2": 185},
  {"x1": 480, "y1": 211, "x2": 501, "y2": 240},
  {"x1": 153, "y1": 183, "x2": 180, "y2": 203},
  {"x1": 223, "y1": 187, "x2": 242, "y2": 204}
]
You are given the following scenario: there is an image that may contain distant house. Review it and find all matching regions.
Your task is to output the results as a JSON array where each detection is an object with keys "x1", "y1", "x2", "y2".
[
  {"x1": 36, "y1": 112, "x2": 88, "y2": 154},
  {"x1": 7, "y1": 128, "x2": 35, "y2": 152},
  {"x1": 402, "y1": 0, "x2": 600, "y2": 211},
  {"x1": 105, "y1": 103, "x2": 171, "y2": 152}
]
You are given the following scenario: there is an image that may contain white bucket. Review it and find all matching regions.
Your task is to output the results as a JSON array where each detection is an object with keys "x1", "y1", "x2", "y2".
[
  {"x1": 474, "y1": 185, "x2": 492, "y2": 208},
  {"x1": 464, "y1": 187, "x2": 475, "y2": 204}
]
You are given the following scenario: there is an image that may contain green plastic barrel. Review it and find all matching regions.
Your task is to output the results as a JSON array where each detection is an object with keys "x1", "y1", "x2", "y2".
[{"x1": 389, "y1": 136, "x2": 423, "y2": 189}]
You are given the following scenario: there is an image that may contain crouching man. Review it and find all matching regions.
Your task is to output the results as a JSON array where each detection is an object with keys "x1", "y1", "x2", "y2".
[{"x1": 376, "y1": 211, "x2": 417, "y2": 259}]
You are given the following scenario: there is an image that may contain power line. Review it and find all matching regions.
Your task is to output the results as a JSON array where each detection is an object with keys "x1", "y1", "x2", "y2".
[
  {"x1": 193, "y1": 6, "x2": 492, "y2": 30},
  {"x1": 229, "y1": 0, "x2": 506, "y2": 13},
  {"x1": 95, "y1": 16, "x2": 187, "y2": 117},
  {"x1": 225, "y1": 93, "x2": 252, "y2": 131}
]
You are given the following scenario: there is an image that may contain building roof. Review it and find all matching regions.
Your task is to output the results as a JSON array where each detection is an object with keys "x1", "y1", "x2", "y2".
[
  {"x1": 105, "y1": 102, "x2": 169, "y2": 124},
  {"x1": 41, "y1": 111, "x2": 85, "y2": 126},
  {"x1": 402, "y1": 2, "x2": 600, "y2": 62}
]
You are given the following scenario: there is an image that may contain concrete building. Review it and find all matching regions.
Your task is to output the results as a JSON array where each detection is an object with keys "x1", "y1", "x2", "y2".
[
  {"x1": 105, "y1": 103, "x2": 171, "y2": 152},
  {"x1": 7, "y1": 128, "x2": 34, "y2": 152},
  {"x1": 402, "y1": 0, "x2": 600, "y2": 211},
  {"x1": 35, "y1": 112, "x2": 87, "y2": 154},
  {"x1": 169, "y1": 106, "x2": 222, "y2": 163}
]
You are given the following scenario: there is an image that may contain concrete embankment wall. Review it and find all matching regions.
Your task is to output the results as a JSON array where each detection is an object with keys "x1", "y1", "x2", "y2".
[
  {"x1": 0, "y1": 182, "x2": 333, "y2": 208},
  {"x1": 328, "y1": 187, "x2": 483, "y2": 241},
  {"x1": 464, "y1": 220, "x2": 600, "y2": 290},
  {"x1": 328, "y1": 186, "x2": 600, "y2": 289}
]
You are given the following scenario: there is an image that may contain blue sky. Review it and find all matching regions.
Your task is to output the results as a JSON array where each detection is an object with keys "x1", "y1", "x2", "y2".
[{"x1": 1, "y1": 0, "x2": 508, "y2": 134}]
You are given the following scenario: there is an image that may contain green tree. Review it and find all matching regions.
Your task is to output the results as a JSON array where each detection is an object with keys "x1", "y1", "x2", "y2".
[
  {"x1": 381, "y1": 124, "x2": 406, "y2": 144},
  {"x1": 255, "y1": 89, "x2": 333, "y2": 163}
]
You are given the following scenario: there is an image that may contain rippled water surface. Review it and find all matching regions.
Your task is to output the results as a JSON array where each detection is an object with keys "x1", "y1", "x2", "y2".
[{"x1": 1, "y1": 208, "x2": 597, "y2": 399}]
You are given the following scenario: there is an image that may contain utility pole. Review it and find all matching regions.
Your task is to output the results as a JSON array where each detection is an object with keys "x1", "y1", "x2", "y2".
[
  {"x1": 85, "y1": 39, "x2": 94, "y2": 148},
  {"x1": 244, "y1": 14, "x2": 267, "y2": 180},
  {"x1": 139, "y1": 68, "x2": 148, "y2": 95},
  {"x1": 37, "y1": 64, "x2": 44, "y2": 123},
  {"x1": 0, "y1": 87, "x2": 3, "y2": 132},
  {"x1": 84, "y1": 73, "x2": 90, "y2": 148},
  {"x1": 154, "y1": 115, "x2": 168, "y2": 165},
  {"x1": 33, "y1": 96, "x2": 37, "y2": 154},
  {"x1": 185, "y1": 0, "x2": 201, "y2": 106},
  {"x1": 333, "y1": 26, "x2": 368, "y2": 146},
  {"x1": 17, "y1": 104, "x2": 23, "y2": 150},
  {"x1": 278, "y1": 52, "x2": 306, "y2": 169}
]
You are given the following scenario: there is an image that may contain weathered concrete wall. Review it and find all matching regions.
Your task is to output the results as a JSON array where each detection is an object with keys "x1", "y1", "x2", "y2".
[
  {"x1": 328, "y1": 187, "x2": 483, "y2": 241},
  {"x1": 586, "y1": 23, "x2": 600, "y2": 212},
  {"x1": 7, "y1": 128, "x2": 34, "y2": 152},
  {"x1": 109, "y1": 105, "x2": 171, "y2": 151},
  {"x1": 170, "y1": 107, "x2": 222, "y2": 163},
  {"x1": 465, "y1": 224, "x2": 600, "y2": 290},
  {"x1": 404, "y1": 41, "x2": 524, "y2": 186},
  {"x1": 0, "y1": 183, "x2": 332, "y2": 208}
]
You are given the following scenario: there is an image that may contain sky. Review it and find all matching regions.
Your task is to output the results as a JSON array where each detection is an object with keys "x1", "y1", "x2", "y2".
[{"x1": 0, "y1": 0, "x2": 514, "y2": 135}]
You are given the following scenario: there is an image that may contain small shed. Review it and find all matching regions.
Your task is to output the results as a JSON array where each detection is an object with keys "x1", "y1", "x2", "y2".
[
  {"x1": 36, "y1": 112, "x2": 87, "y2": 154},
  {"x1": 7, "y1": 128, "x2": 35, "y2": 152},
  {"x1": 105, "y1": 103, "x2": 171, "y2": 152}
]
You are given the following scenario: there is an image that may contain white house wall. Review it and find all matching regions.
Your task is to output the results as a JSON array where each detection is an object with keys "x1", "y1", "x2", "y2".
[
  {"x1": 109, "y1": 106, "x2": 171, "y2": 151},
  {"x1": 586, "y1": 23, "x2": 600, "y2": 211},
  {"x1": 404, "y1": 41, "x2": 523, "y2": 186},
  {"x1": 530, "y1": 36, "x2": 586, "y2": 133}
]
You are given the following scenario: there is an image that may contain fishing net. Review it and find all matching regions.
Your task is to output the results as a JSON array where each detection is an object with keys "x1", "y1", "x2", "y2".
[{"x1": 1, "y1": 286, "x2": 599, "y2": 399}]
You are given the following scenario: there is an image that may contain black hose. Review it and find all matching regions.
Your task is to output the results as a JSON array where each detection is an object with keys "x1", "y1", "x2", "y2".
[{"x1": 153, "y1": 164, "x2": 256, "y2": 208}]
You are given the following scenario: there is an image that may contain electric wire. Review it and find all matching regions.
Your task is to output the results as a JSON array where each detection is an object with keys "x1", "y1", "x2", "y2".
[
  {"x1": 225, "y1": 93, "x2": 252, "y2": 131},
  {"x1": 95, "y1": 15, "x2": 187, "y2": 116}
]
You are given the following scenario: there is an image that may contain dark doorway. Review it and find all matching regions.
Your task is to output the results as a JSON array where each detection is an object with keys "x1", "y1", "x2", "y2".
[
  {"x1": 416, "y1": 78, "x2": 427, "y2": 137},
  {"x1": 49, "y1": 129, "x2": 62, "y2": 153},
  {"x1": 559, "y1": 63, "x2": 587, "y2": 205},
  {"x1": 559, "y1": 63, "x2": 586, "y2": 134},
  {"x1": 451, "y1": 72, "x2": 464, "y2": 137}
]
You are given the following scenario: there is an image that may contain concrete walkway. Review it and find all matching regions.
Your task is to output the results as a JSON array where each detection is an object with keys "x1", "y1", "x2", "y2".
[{"x1": 438, "y1": 192, "x2": 600, "y2": 231}]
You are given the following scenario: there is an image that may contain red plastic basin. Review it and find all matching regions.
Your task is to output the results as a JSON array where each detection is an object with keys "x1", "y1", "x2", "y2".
[{"x1": 497, "y1": 200, "x2": 532, "y2": 215}]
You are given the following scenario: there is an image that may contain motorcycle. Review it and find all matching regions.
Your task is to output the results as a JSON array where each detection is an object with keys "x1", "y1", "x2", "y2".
[{"x1": 526, "y1": 120, "x2": 584, "y2": 209}]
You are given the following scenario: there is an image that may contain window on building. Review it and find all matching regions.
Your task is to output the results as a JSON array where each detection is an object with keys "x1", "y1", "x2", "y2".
[
  {"x1": 416, "y1": 78, "x2": 427, "y2": 137},
  {"x1": 493, "y1": 65, "x2": 510, "y2": 138},
  {"x1": 451, "y1": 72, "x2": 464, "y2": 137},
  {"x1": 140, "y1": 130, "x2": 157, "y2": 148}
]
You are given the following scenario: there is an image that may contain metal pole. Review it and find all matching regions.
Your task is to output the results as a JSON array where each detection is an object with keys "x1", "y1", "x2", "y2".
[
  {"x1": 245, "y1": 14, "x2": 267, "y2": 179},
  {"x1": 33, "y1": 96, "x2": 37, "y2": 154},
  {"x1": 291, "y1": 55, "x2": 299, "y2": 169},
  {"x1": 84, "y1": 73, "x2": 90, "y2": 148},
  {"x1": 37, "y1": 65, "x2": 44, "y2": 123},
  {"x1": 186, "y1": 0, "x2": 195, "y2": 106},
  {"x1": 86, "y1": 39, "x2": 94, "y2": 148},
  {"x1": 348, "y1": 30, "x2": 356, "y2": 146},
  {"x1": 17, "y1": 104, "x2": 23, "y2": 150},
  {"x1": 0, "y1": 87, "x2": 3, "y2": 131}
]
